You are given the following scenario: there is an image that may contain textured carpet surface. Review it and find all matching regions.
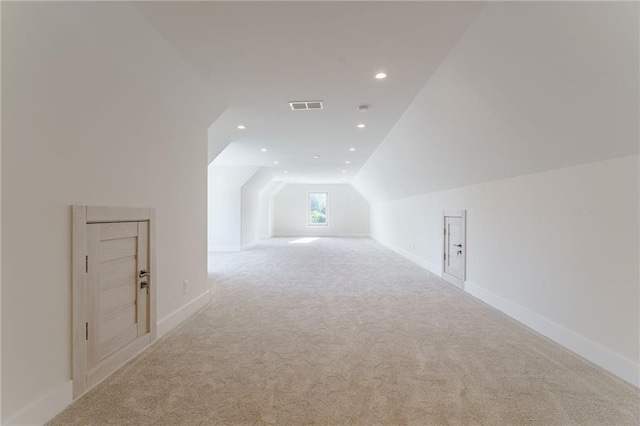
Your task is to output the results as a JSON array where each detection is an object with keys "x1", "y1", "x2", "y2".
[{"x1": 51, "y1": 238, "x2": 639, "y2": 425}]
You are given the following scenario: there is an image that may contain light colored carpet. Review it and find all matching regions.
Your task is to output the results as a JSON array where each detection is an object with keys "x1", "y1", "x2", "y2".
[{"x1": 51, "y1": 237, "x2": 639, "y2": 425}]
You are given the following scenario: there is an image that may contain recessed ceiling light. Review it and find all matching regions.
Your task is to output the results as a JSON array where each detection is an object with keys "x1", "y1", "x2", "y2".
[
  {"x1": 273, "y1": 161, "x2": 279, "y2": 165},
  {"x1": 357, "y1": 124, "x2": 366, "y2": 128},
  {"x1": 349, "y1": 148, "x2": 356, "y2": 152},
  {"x1": 345, "y1": 161, "x2": 351, "y2": 164},
  {"x1": 313, "y1": 155, "x2": 320, "y2": 159},
  {"x1": 260, "y1": 148, "x2": 267, "y2": 152},
  {"x1": 237, "y1": 125, "x2": 246, "y2": 130},
  {"x1": 375, "y1": 72, "x2": 387, "y2": 80}
]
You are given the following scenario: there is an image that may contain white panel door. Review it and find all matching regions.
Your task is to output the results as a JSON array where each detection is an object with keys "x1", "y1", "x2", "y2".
[
  {"x1": 444, "y1": 217, "x2": 463, "y2": 279},
  {"x1": 442, "y1": 210, "x2": 466, "y2": 287},
  {"x1": 86, "y1": 221, "x2": 150, "y2": 370},
  {"x1": 73, "y1": 206, "x2": 156, "y2": 399}
]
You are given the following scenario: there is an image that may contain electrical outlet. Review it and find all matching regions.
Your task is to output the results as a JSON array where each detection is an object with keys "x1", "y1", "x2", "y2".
[{"x1": 183, "y1": 279, "x2": 189, "y2": 294}]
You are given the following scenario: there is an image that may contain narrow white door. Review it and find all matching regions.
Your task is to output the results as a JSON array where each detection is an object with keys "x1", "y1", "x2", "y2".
[
  {"x1": 73, "y1": 206, "x2": 156, "y2": 399},
  {"x1": 444, "y1": 217, "x2": 463, "y2": 278},
  {"x1": 86, "y1": 221, "x2": 150, "y2": 381},
  {"x1": 442, "y1": 210, "x2": 466, "y2": 287}
]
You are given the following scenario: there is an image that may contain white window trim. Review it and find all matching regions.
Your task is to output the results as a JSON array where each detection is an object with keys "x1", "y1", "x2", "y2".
[{"x1": 307, "y1": 191, "x2": 329, "y2": 226}]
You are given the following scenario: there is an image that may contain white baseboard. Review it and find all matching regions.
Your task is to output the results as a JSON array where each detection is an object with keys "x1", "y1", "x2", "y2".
[
  {"x1": 208, "y1": 245, "x2": 241, "y2": 252},
  {"x1": 157, "y1": 290, "x2": 211, "y2": 338},
  {"x1": 465, "y1": 281, "x2": 640, "y2": 388},
  {"x1": 5, "y1": 380, "x2": 73, "y2": 426},
  {"x1": 373, "y1": 236, "x2": 639, "y2": 388},
  {"x1": 241, "y1": 240, "x2": 260, "y2": 250},
  {"x1": 373, "y1": 237, "x2": 442, "y2": 275},
  {"x1": 6, "y1": 291, "x2": 213, "y2": 425}
]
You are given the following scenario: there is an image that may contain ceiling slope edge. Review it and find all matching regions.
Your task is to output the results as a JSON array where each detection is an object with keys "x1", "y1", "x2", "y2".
[{"x1": 353, "y1": 2, "x2": 639, "y2": 203}]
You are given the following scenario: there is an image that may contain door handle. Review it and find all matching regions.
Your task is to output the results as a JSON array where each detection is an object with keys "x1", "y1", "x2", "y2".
[
  {"x1": 139, "y1": 270, "x2": 150, "y2": 278},
  {"x1": 454, "y1": 244, "x2": 462, "y2": 248}
]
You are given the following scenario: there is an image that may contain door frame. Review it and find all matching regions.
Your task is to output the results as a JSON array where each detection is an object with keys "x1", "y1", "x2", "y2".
[
  {"x1": 442, "y1": 210, "x2": 466, "y2": 289},
  {"x1": 72, "y1": 206, "x2": 157, "y2": 398}
]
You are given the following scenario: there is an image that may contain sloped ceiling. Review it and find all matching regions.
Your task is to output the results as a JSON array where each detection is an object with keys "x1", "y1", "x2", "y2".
[
  {"x1": 353, "y1": 2, "x2": 639, "y2": 202},
  {"x1": 242, "y1": 168, "x2": 276, "y2": 195},
  {"x1": 40, "y1": 2, "x2": 225, "y2": 136},
  {"x1": 134, "y1": 2, "x2": 485, "y2": 183}
]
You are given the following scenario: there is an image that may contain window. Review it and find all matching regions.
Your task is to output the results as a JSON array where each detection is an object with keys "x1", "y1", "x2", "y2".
[{"x1": 308, "y1": 192, "x2": 328, "y2": 226}]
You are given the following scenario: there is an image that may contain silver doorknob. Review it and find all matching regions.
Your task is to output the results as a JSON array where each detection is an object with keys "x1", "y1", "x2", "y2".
[{"x1": 139, "y1": 270, "x2": 150, "y2": 278}]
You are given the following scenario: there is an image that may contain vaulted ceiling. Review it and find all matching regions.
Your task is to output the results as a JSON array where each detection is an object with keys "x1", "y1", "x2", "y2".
[
  {"x1": 353, "y1": 2, "x2": 639, "y2": 201},
  {"x1": 134, "y1": 2, "x2": 485, "y2": 183},
  {"x1": 134, "y1": 2, "x2": 638, "y2": 195}
]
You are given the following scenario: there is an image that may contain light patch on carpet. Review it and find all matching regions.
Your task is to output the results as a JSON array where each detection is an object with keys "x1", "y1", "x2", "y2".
[{"x1": 289, "y1": 237, "x2": 320, "y2": 244}]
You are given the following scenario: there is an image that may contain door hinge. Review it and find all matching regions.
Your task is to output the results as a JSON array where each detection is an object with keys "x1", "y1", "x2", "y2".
[
  {"x1": 85, "y1": 322, "x2": 89, "y2": 340},
  {"x1": 85, "y1": 255, "x2": 88, "y2": 273}
]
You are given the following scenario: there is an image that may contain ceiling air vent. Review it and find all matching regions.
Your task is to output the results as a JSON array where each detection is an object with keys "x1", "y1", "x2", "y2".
[{"x1": 289, "y1": 100, "x2": 323, "y2": 111}]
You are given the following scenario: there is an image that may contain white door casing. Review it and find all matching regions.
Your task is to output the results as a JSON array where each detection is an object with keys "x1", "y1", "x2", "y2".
[
  {"x1": 442, "y1": 210, "x2": 466, "y2": 288},
  {"x1": 72, "y1": 206, "x2": 156, "y2": 398}
]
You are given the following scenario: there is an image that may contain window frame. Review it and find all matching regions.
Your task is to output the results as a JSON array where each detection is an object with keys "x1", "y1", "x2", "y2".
[{"x1": 307, "y1": 191, "x2": 329, "y2": 227}]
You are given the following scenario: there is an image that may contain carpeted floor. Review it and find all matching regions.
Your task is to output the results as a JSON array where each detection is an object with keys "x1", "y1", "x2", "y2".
[{"x1": 51, "y1": 237, "x2": 639, "y2": 425}]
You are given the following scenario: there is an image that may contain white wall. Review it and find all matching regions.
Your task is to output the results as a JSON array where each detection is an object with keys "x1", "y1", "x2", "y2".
[
  {"x1": 273, "y1": 184, "x2": 369, "y2": 237},
  {"x1": 2, "y1": 3, "x2": 225, "y2": 422},
  {"x1": 240, "y1": 168, "x2": 274, "y2": 248},
  {"x1": 208, "y1": 166, "x2": 257, "y2": 252},
  {"x1": 258, "y1": 181, "x2": 284, "y2": 239},
  {"x1": 371, "y1": 155, "x2": 639, "y2": 385}
]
